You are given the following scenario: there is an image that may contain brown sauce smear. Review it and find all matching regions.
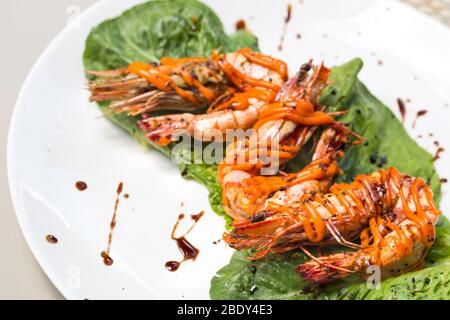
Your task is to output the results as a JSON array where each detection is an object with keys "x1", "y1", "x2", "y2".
[
  {"x1": 75, "y1": 181, "x2": 88, "y2": 191},
  {"x1": 412, "y1": 110, "x2": 428, "y2": 128},
  {"x1": 191, "y1": 212, "x2": 203, "y2": 222},
  {"x1": 46, "y1": 235, "x2": 58, "y2": 244},
  {"x1": 397, "y1": 98, "x2": 406, "y2": 124},
  {"x1": 285, "y1": 3, "x2": 293, "y2": 23},
  {"x1": 101, "y1": 182, "x2": 124, "y2": 266},
  {"x1": 433, "y1": 147, "x2": 445, "y2": 161},
  {"x1": 165, "y1": 211, "x2": 204, "y2": 272},
  {"x1": 278, "y1": 4, "x2": 293, "y2": 51}
]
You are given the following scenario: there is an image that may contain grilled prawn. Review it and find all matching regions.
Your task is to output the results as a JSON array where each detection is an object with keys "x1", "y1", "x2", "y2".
[
  {"x1": 138, "y1": 49, "x2": 288, "y2": 144},
  {"x1": 138, "y1": 89, "x2": 271, "y2": 144},
  {"x1": 219, "y1": 63, "x2": 342, "y2": 220},
  {"x1": 88, "y1": 57, "x2": 227, "y2": 115},
  {"x1": 297, "y1": 168, "x2": 440, "y2": 284},
  {"x1": 88, "y1": 48, "x2": 286, "y2": 117},
  {"x1": 225, "y1": 167, "x2": 440, "y2": 284},
  {"x1": 221, "y1": 127, "x2": 349, "y2": 221}
]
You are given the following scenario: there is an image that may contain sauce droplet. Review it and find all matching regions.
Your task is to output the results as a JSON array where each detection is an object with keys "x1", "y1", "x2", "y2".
[
  {"x1": 440, "y1": 178, "x2": 448, "y2": 184},
  {"x1": 123, "y1": 194, "x2": 130, "y2": 199},
  {"x1": 101, "y1": 182, "x2": 124, "y2": 266},
  {"x1": 101, "y1": 251, "x2": 114, "y2": 266},
  {"x1": 165, "y1": 261, "x2": 180, "y2": 272},
  {"x1": 413, "y1": 110, "x2": 428, "y2": 128},
  {"x1": 235, "y1": 19, "x2": 246, "y2": 31},
  {"x1": 46, "y1": 235, "x2": 58, "y2": 244},
  {"x1": 75, "y1": 181, "x2": 88, "y2": 191}
]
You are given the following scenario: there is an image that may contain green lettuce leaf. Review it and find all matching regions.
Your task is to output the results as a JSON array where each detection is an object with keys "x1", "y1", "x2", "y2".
[{"x1": 83, "y1": 0, "x2": 258, "y2": 71}]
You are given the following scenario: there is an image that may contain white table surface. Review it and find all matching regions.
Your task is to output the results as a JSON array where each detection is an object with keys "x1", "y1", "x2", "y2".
[{"x1": 0, "y1": 0, "x2": 448, "y2": 300}]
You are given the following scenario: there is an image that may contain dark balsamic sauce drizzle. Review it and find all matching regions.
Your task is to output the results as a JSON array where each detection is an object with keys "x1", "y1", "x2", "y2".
[
  {"x1": 46, "y1": 235, "x2": 58, "y2": 244},
  {"x1": 397, "y1": 98, "x2": 406, "y2": 124},
  {"x1": 101, "y1": 182, "x2": 124, "y2": 266},
  {"x1": 165, "y1": 261, "x2": 180, "y2": 272},
  {"x1": 433, "y1": 147, "x2": 445, "y2": 161},
  {"x1": 165, "y1": 211, "x2": 204, "y2": 272},
  {"x1": 412, "y1": 110, "x2": 428, "y2": 128},
  {"x1": 75, "y1": 181, "x2": 88, "y2": 191},
  {"x1": 191, "y1": 212, "x2": 203, "y2": 222},
  {"x1": 278, "y1": 4, "x2": 292, "y2": 51},
  {"x1": 432, "y1": 140, "x2": 443, "y2": 161}
]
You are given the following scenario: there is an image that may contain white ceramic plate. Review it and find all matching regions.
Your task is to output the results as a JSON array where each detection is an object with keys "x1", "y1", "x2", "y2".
[{"x1": 8, "y1": 0, "x2": 450, "y2": 300}]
